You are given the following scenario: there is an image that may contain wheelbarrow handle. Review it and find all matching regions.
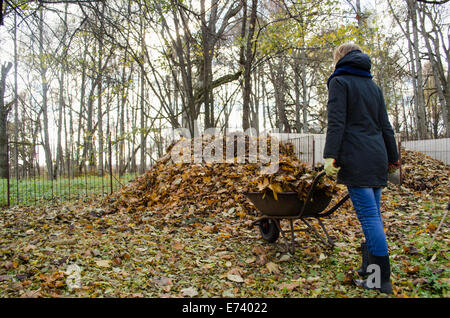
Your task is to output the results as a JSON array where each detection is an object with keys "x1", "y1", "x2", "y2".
[
  {"x1": 297, "y1": 171, "x2": 327, "y2": 218},
  {"x1": 308, "y1": 171, "x2": 328, "y2": 197},
  {"x1": 313, "y1": 171, "x2": 327, "y2": 185}
]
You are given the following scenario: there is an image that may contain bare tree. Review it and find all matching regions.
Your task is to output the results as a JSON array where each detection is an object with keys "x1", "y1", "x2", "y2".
[
  {"x1": 417, "y1": 2, "x2": 450, "y2": 136},
  {"x1": 0, "y1": 62, "x2": 13, "y2": 179},
  {"x1": 38, "y1": 7, "x2": 54, "y2": 180},
  {"x1": 241, "y1": 0, "x2": 259, "y2": 131}
]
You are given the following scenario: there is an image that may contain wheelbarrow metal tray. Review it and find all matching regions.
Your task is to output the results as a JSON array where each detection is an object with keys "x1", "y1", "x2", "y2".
[{"x1": 245, "y1": 191, "x2": 332, "y2": 218}]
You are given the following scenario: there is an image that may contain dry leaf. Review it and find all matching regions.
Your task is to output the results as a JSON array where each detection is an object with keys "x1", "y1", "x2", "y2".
[
  {"x1": 0, "y1": 275, "x2": 12, "y2": 282},
  {"x1": 173, "y1": 241, "x2": 184, "y2": 251},
  {"x1": 256, "y1": 255, "x2": 268, "y2": 266},
  {"x1": 268, "y1": 183, "x2": 283, "y2": 201},
  {"x1": 227, "y1": 267, "x2": 244, "y2": 276},
  {"x1": 252, "y1": 246, "x2": 266, "y2": 255},
  {"x1": 20, "y1": 289, "x2": 41, "y2": 298},
  {"x1": 426, "y1": 223, "x2": 437, "y2": 232},
  {"x1": 412, "y1": 278, "x2": 428, "y2": 286},
  {"x1": 266, "y1": 262, "x2": 281, "y2": 274},
  {"x1": 277, "y1": 282, "x2": 300, "y2": 291},
  {"x1": 95, "y1": 260, "x2": 111, "y2": 268},
  {"x1": 227, "y1": 274, "x2": 244, "y2": 283},
  {"x1": 181, "y1": 287, "x2": 198, "y2": 297},
  {"x1": 404, "y1": 265, "x2": 420, "y2": 275},
  {"x1": 153, "y1": 276, "x2": 172, "y2": 287}
]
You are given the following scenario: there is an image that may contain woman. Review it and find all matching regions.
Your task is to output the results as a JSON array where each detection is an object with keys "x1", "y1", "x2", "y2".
[{"x1": 323, "y1": 43, "x2": 400, "y2": 295}]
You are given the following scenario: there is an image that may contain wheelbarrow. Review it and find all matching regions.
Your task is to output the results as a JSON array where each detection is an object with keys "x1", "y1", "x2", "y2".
[{"x1": 244, "y1": 171, "x2": 350, "y2": 253}]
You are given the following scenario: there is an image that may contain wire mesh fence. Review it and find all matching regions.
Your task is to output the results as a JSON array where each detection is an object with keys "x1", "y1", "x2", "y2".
[
  {"x1": 0, "y1": 163, "x2": 138, "y2": 208},
  {"x1": 0, "y1": 137, "x2": 160, "y2": 207},
  {"x1": 0, "y1": 170, "x2": 138, "y2": 207}
]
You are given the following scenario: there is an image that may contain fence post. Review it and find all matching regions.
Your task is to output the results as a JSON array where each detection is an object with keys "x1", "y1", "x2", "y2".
[
  {"x1": 67, "y1": 151, "x2": 71, "y2": 201},
  {"x1": 312, "y1": 137, "x2": 315, "y2": 167},
  {"x1": 6, "y1": 135, "x2": 10, "y2": 207},
  {"x1": 398, "y1": 140, "x2": 402, "y2": 186},
  {"x1": 109, "y1": 134, "x2": 113, "y2": 195}
]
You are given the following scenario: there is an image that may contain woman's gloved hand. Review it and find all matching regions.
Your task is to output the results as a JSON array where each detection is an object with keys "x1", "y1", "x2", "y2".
[
  {"x1": 388, "y1": 160, "x2": 401, "y2": 174},
  {"x1": 324, "y1": 158, "x2": 340, "y2": 177}
]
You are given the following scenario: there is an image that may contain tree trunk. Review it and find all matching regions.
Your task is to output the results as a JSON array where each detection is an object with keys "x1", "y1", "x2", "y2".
[
  {"x1": 300, "y1": 48, "x2": 309, "y2": 133},
  {"x1": 268, "y1": 58, "x2": 290, "y2": 133},
  {"x1": 0, "y1": 62, "x2": 12, "y2": 179},
  {"x1": 408, "y1": 0, "x2": 427, "y2": 138},
  {"x1": 118, "y1": 62, "x2": 129, "y2": 176},
  {"x1": 97, "y1": 3, "x2": 105, "y2": 177},
  {"x1": 293, "y1": 50, "x2": 302, "y2": 133},
  {"x1": 251, "y1": 66, "x2": 260, "y2": 133},
  {"x1": 417, "y1": 3, "x2": 449, "y2": 137},
  {"x1": 241, "y1": 0, "x2": 258, "y2": 131},
  {"x1": 54, "y1": 69, "x2": 65, "y2": 179},
  {"x1": 139, "y1": 14, "x2": 147, "y2": 174},
  {"x1": 83, "y1": 78, "x2": 97, "y2": 173},
  {"x1": 76, "y1": 34, "x2": 88, "y2": 173},
  {"x1": 39, "y1": 8, "x2": 54, "y2": 180},
  {"x1": 13, "y1": 12, "x2": 19, "y2": 181},
  {"x1": 54, "y1": 4, "x2": 68, "y2": 179}
]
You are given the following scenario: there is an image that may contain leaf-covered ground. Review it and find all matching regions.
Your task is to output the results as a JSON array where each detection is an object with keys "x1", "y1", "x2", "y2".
[{"x1": 0, "y1": 181, "x2": 448, "y2": 298}]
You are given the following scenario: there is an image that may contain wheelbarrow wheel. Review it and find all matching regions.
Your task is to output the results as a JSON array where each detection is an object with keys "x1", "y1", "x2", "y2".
[{"x1": 259, "y1": 219, "x2": 280, "y2": 243}]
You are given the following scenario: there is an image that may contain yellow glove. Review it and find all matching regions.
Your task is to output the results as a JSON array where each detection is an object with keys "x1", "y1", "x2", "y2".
[{"x1": 324, "y1": 158, "x2": 340, "y2": 177}]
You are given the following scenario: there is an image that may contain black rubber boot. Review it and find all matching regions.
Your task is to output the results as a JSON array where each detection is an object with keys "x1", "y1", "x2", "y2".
[
  {"x1": 355, "y1": 242, "x2": 370, "y2": 277},
  {"x1": 354, "y1": 253, "x2": 393, "y2": 295}
]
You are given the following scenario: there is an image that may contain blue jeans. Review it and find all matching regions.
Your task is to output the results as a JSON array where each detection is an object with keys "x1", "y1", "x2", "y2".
[{"x1": 347, "y1": 186, "x2": 389, "y2": 256}]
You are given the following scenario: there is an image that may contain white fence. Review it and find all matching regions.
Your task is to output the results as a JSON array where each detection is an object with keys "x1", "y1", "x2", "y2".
[
  {"x1": 272, "y1": 133, "x2": 450, "y2": 166},
  {"x1": 402, "y1": 138, "x2": 450, "y2": 165},
  {"x1": 271, "y1": 133, "x2": 326, "y2": 165}
]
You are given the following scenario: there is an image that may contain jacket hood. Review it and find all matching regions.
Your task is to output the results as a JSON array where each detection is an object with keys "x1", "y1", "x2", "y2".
[{"x1": 335, "y1": 50, "x2": 372, "y2": 72}]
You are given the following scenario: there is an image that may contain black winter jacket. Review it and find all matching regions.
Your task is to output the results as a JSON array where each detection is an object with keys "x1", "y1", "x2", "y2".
[{"x1": 323, "y1": 50, "x2": 399, "y2": 187}]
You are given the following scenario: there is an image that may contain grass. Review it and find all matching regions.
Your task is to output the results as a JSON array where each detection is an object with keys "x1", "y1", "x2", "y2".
[{"x1": 0, "y1": 173, "x2": 138, "y2": 206}]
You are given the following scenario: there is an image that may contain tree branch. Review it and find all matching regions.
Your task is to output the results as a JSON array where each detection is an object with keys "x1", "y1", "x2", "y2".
[{"x1": 416, "y1": 0, "x2": 449, "y2": 4}]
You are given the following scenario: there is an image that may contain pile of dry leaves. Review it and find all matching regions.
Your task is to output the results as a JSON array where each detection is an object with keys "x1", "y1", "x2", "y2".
[
  {"x1": 400, "y1": 148, "x2": 449, "y2": 194},
  {"x1": 105, "y1": 135, "x2": 338, "y2": 216},
  {"x1": 106, "y1": 135, "x2": 449, "y2": 219}
]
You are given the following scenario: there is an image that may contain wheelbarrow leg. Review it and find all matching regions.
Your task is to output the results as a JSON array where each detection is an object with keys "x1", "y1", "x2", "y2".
[
  {"x1": 317, "y1": 218, "x2": 334, "y2": 247},
  {"x1": 275, "y1": 220, "x2": 295, "y2": 255},
  {"x1": 289, "y1": 220, "x2": 296, "y2": 254},
  {"x1": 301, "y1": 218, "x2": 331, "y2": 248}
]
